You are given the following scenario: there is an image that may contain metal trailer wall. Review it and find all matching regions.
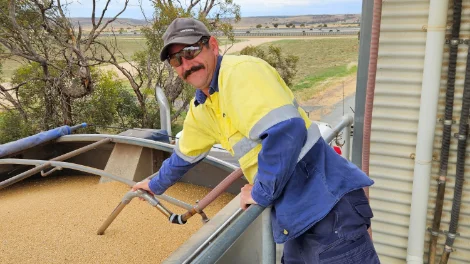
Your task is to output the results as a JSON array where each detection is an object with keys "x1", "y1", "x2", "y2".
[{"x1": 370, "y1": 0, "x2": 470, "y2": 262}]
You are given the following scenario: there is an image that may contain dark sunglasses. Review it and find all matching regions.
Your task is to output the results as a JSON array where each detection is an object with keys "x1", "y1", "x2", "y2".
[{"x1": 168, "y1": 38, "x2": 209, "y2": 67}]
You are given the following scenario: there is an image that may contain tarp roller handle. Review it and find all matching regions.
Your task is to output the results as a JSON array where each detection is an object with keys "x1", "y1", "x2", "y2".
[
  {"x1": 97, "y1": 168, "x2": 243, "y2": 234},
  {"x1": 169, "y1": 168, "x2": 244, "y2": 225},
  {"x1": 97, "y1": 189, "x2": 175, "y2": 235}
]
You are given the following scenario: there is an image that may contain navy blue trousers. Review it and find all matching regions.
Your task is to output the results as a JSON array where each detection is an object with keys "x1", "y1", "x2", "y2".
[{"x1": 282, "y1": 189, "x2": 380, "y2": 264}]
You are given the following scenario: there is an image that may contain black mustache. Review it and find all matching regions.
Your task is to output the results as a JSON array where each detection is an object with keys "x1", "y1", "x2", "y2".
[{"x1": 183, "y1": 64, "x2": 205, "y2": 79}]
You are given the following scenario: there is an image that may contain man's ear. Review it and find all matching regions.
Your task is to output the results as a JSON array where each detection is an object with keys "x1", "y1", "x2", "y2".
[{"x1": 209, "y1": 36, "x2": 219, "y2": 56}]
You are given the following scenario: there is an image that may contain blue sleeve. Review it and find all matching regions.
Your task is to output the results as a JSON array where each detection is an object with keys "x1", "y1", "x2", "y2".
[
  {"x1": 148, "y1": 151, "x2": 200, "y2": 195},
  {"x1": 251, "y1": 118, "x2": 307, "y2": 207}
]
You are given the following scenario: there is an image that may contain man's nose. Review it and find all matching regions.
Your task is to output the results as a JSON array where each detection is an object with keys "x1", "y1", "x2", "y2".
[{"x1": 180, "y1": 57, "x2": 192, "y2": 69}]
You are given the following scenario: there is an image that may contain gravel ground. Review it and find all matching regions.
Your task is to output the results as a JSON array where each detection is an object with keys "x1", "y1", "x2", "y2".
[{"x1": 0, "y1": 174, "x2": 234, "y2": 264}]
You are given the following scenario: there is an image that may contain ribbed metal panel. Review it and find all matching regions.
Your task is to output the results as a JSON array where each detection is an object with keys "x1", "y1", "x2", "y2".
[
  {"x1": 371, "y1": 0, "x2": 470, "y2": 263},
  {"x1": 427, "y1": 0, "x2": 470, "y2": 262}
]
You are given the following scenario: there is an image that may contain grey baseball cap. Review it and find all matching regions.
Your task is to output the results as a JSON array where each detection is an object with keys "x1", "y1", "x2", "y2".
[{"x1": 160, "y1": 18, "x2": 211, "y2": 61}]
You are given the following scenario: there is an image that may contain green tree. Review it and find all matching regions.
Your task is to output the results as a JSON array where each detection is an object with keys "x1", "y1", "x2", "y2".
[
  {"x1": 273, "y1": 23, "x2": 279, "y2": 28},
  {"x1": 300, "y1": 23, "x2": 305, "y2": 27},
  {"x1": 240, "y1": 45, "x2": 299, "y2": 87},
  {"x1": 0, "y1": 111, "x2": 32, "y2": 144},
  {"x1": 256, "y1": 24, "x2": 262, "y2": 28},
  {"x1": 132, "y1": 0, "x2": 241, "y2": 122},
  {"x1": 0, "y1": 0, "x2": 241, "y2": 132},
  {"x1": 74, "y1": 70, "x2": 123, "y2": 127},
  {"x1": 0, "y1": 0, "x2": 124, "y2": 128},
  {"x1": 0, "y1": 62, "x2": 139, "y2": 142}
]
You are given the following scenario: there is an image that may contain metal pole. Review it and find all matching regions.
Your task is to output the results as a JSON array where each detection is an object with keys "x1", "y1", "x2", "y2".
[
  {"x1": 176, "y1": 168, "x2": 243, "y2": 223},
  {"x1": 155, "y1": 85, "x2": 172, "y2": 137},
  {"x1": 97, "y1": 189, "x2": 174, "y2": 235},
  {"x1": 41, "y1": 138, "x2": 112, "y2": 176},
  {"x1": 352, "y1": 0, "x2": 374, "y2": 169},
  {"x1": 57, "y1": 134, "x2": 239, "y2": 173},
  {"x1": 407, "y1": 0, "x2": 449, "y2": 262},
  {"x1": 0, "y1": 159, "x2": 136, "y2": 186},
  {"x1": 0, "y1": 139, "x2": 112, "y2": 189},
  {"x1": 341, "y1": 116, "x2": 353, "y2": 161},
  {"x1": 97, "y1": 202, "x2": 128, "y2": 235},
  {"x1": 1, "y1": 158, "x2": 210, "y2": 221},
  {"x1": 324, "y1": 115, "x2": 354, "y2": 143},
  {"x1": 260, "y1": 207, "x2": 275, "y2": 264}
]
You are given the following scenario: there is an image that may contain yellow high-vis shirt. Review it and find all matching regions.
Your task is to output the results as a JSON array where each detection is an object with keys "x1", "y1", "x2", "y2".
[{"x1": 176, "y1": 55, "x2": 314, "y2": 184}]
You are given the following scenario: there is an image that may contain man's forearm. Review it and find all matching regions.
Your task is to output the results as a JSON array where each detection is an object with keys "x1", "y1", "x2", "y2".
[
  {"x1": 148, "y1": 152, "x2": 199, "y2": 195},
  {"x1": 251, "y1": 118, "x2": 307, "y2": 207}
]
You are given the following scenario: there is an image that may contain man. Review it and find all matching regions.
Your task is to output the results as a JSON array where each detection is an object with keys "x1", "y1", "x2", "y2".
[{"x1": 132, "y1": 17, "x2": 380, "y2": 263}]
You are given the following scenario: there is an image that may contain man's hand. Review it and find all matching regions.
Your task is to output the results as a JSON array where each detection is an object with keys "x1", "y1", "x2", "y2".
[
  {"x1": 131, "y1": 179, "x2": 154, "y2": 196},
  {"x1": 240, "y1": 184, "x2": 257, "y2": 210}
]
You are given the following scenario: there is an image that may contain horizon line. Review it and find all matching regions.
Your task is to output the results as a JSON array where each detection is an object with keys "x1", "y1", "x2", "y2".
[{"x1": 69, "y1": 13, "x2": 361, "y2": 20}]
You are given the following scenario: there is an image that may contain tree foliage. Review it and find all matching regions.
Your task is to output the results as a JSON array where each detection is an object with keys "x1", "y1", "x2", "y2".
[
  {"x1": 0, "y1": 0, "x2": 130, "y2": 128},
  {"x1": 240, "y1": 45, "x2": 299, "y2": 87},
  {"x1": 129, "y1": 0, "x2": 240, "y2": 122},
  {"x1": 0, "y1": 110, "x2": 32, "y2": 144},
  {"x1": 4, "y1": 62, "x2": 139, "y2": 135},
  {"x1": 0, "y1": 0, "x2": 241, "y2": 142}
]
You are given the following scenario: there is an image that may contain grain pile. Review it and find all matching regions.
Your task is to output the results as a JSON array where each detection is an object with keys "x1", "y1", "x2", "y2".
[{"x1": 0, "y1": 175, "x2": 235, "y2": 263}]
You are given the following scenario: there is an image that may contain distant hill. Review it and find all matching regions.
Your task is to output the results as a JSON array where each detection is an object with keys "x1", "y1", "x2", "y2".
[
  {"x1": 69, "y1": 14, "x2": 361, "y2": 30},
  {"x1": 235, "y1": 14, "x2": 361, "y2": 28},
  {"x1": 69, "y1": 17, "x2": 149, "y2": 30}
]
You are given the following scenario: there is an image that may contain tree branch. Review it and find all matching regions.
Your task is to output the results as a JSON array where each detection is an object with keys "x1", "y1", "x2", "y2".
[
  {"x1": 188, "y1": 0, "x2": 201, "y2": 12},
  {"x1": 0, "y1": 82, "x2": 29, "y2": 121},
  {"x1": 202, "y1": 0, "x2": 216, "y2": 16},
  {"x1": 8, "y1": 0, "x2": 45, "y2": 63},
  {"x1": 91, "y1": 0, "x2": 97, "y2": 27},
  {"x1": 85, "y1": 0, "x2": 129, "y2": 51}
]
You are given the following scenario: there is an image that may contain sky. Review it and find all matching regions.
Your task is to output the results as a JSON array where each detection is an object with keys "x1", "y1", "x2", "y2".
[{"x1": 65, "y1": 0, "x2": 362, "y2": 19}]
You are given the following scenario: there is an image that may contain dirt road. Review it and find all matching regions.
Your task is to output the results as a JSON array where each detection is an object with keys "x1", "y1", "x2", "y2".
[{"x1": 299, "y1": 76, "x2": 357, "y2": 122}]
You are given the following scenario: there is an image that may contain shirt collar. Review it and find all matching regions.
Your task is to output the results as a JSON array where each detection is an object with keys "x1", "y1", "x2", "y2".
[{"x1": 194, "y1": 55, "x2": 223, "y2": 106}]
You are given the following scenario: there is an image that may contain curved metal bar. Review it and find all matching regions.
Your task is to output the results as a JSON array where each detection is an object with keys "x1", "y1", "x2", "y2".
[
  {"x1": 41, "y1": 138, "x2": 112, "y2": 177},
  {"x1": 0, "y1": 159, "x2": 136, "y2": 186},
  {"x1": 56, "y1": 134, "x2": 239, "y2": 172},
  {"x1": 324, "y1": 115, "x2": 354, "y2": 143},
  {"x1": 155, "y1": 86, "x2": 172, "y2": 137},
  {"x1": 0, "y1": 159, "x2": 210, "y2": 221},
  {"x1": 0, "y1": 138, "x2": 113, "y2": 190},
  {"x1": 0, "y1": 161, "x2": 54, "y2": 190}
]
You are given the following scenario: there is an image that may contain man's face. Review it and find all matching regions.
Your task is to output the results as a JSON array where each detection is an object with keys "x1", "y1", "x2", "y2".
[{"x1": 168, "y1": 37, "x2": 219, "y2": 89}]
